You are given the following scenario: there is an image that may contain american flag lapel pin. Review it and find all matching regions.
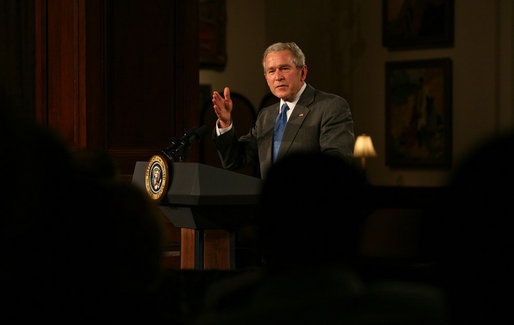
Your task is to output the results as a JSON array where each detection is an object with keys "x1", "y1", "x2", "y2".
[{"x1": 299, "y1": 113, "x2": 304, "y2": 117}]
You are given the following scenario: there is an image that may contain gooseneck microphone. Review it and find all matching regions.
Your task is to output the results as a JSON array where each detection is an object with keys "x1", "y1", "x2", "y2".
[{"x1": 162, "y1": 125, "x2": 209, "y2": 161}]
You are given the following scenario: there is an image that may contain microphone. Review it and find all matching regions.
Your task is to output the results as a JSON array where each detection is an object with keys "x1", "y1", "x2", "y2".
[
  {"x1": 162, "y1": 125, "x2": 209, "y2": 161},
  {"x1": 180, "y1": 125, "x2": 209, "y2": 148}
]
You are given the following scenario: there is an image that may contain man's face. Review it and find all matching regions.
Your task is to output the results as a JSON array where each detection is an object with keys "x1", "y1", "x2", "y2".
[{"x1": 264, "y1": 50, "x2": 307, "y2": 102}]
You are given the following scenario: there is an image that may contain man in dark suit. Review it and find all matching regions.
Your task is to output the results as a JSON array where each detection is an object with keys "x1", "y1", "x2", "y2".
[{"x1": 212, "y1": 42, "x2": 354, "y2": 178}]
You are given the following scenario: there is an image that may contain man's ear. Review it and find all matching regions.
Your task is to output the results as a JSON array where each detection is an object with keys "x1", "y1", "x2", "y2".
[{"x1": 301, "y1": 65, "x2": 308, "y2": 81}]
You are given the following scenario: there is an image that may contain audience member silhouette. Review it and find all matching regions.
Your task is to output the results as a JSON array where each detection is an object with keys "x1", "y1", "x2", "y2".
[
  {"x1": 436, "y1": 132, "x2": 514, "y2": 324},
  {"x1": 193, "y1": 152, "x2": 447, "y2": 325},
  {"x1": 257, "y1": 152, "x2": 370, "y2": 269},
  {"x1": 0, "y1": 97, "x2": 167, "y2": 322}
]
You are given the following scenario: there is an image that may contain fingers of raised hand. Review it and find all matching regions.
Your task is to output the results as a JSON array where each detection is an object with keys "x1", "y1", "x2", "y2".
[
  {"x1": 223, "y1": 87, "x2": 231, "y2": 101},
  {"x1": 212, "y1": 92, "x2": 224, "y2": 109}
]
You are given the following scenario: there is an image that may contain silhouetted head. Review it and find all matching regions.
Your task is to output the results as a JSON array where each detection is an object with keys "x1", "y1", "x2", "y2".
[
  {"x1": 438, "y1": 132, "x2": 514, "y2": 324},
  {"x1": 258, "y1": 152, "x2": 370, "y2": 269}
]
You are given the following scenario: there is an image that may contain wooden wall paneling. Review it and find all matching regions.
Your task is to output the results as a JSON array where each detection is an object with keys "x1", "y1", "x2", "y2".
[
  {"x1": 174, "y1": 0, "x2": 200, "y2": 153},
  {"x1": 107, "y1": 0, "x2": 176, "y2": 150},
  {"x1": 0, "y1": 0, "x2": 36, "y2": 121},
  {"x1": 36, "y1": 0, "x2": 106, "y2": 149},
  {"x1": 105, "y1": 0, "x2": 175, "y2": 179},
  {"x1": 77, "y1": 0, "x2": 86, "y2": 148},
  {"x1": 84, "y1": 0, "x2": 108, "y2": 150},
  {"x1": 105, "y1": 0, "x2": 199, "y2": 179},
  {"x1": 34, "y1": 0, "x2": 198, "y2": 269},
  {"x1": 35, "y1": 0, "x2": 48, "y2": 125},
  {"x1": 36, "y1": 0, "x2": 199, "y2": 181},
  {"x1": 44, "y1": 0, "x2": 86, "y2": 150}
]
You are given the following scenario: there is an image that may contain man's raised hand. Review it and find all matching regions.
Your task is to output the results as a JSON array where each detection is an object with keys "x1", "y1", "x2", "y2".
[{"x1": 212, "y1": 87, "x2": 233, "y2": 128}]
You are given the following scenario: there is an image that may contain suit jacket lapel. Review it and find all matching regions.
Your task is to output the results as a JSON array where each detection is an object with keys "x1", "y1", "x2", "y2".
[
  {"x1": 278, "y1": 105, "x2": 310, "y2": 158},
  {"x1": 260, "y1": 104, "x2": 279, "y2": 170},
  {"x1": 277, "y1": 84, "x2": 315, "y2": 158}
]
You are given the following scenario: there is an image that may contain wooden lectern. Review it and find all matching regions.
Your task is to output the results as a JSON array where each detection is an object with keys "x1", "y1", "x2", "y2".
[{"x1": 132, "y1": 162, "x2": 262, "y2": 270}]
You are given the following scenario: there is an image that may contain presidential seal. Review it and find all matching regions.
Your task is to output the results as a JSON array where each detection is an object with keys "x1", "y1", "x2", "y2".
[{"x1": 145, "y1": 154, "x2": 171, "y2": 201}]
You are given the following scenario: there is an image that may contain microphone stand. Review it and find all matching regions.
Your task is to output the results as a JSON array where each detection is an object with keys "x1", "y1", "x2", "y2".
[
  {"x1": 161, "y1": 141, "x2": 190, "y2": 162},
  {"x1": 161, "y1": 125, "x2": 208, "y2": 162}
]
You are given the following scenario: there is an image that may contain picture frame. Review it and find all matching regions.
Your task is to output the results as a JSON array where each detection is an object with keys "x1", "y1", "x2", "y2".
[
  {"x1": 199, "y1": 0, "x2": 227, "y2": 70},
  {"x1": 382, "y1": 0, "x2": 454, "y2": 49},
  {"x1": 385, "y1": 58, "x2": 452, "y2": 168}
]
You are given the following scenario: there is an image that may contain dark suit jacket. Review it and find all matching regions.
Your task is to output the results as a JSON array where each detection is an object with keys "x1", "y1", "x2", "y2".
[{"x1": 214, "y1": 84, "x2": 354, "y2": 178}]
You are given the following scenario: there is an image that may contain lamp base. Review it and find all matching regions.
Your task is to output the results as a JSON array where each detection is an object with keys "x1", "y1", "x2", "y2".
[{"x1": 360, "y1": 157, "x2": 366, "y2": 170}]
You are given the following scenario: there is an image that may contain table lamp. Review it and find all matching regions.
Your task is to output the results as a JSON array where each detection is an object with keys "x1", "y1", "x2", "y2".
[{"x1": 354, "y1": 134, "x2": 377, "y2": 169}]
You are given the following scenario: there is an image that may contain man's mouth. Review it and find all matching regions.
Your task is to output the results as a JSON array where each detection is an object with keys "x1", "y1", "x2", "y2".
[{"x1": 276, "y1": 85, "x2": 287, "y2": 89}]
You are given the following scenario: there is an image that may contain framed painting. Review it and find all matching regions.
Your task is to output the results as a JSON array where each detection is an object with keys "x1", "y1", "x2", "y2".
[
  {"x1": 199, "y1": 0, "x2": 227, "y2": 70},
  {"x1": 382, "y1": 0, "x2": 454, "y2": 49},
  {"x1": 385, "y1": 58, "x2": 452, "y2": 168}
]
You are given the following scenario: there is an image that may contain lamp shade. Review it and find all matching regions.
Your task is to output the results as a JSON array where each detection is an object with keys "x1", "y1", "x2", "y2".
[{"x1": 354, "y1": 134, "x2": 377, "y2": 158}]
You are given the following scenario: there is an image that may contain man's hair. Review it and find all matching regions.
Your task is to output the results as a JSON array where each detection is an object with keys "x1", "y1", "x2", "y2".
[{"x1": 262, "y1": 42, "x2": 306, "y2": 73}]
